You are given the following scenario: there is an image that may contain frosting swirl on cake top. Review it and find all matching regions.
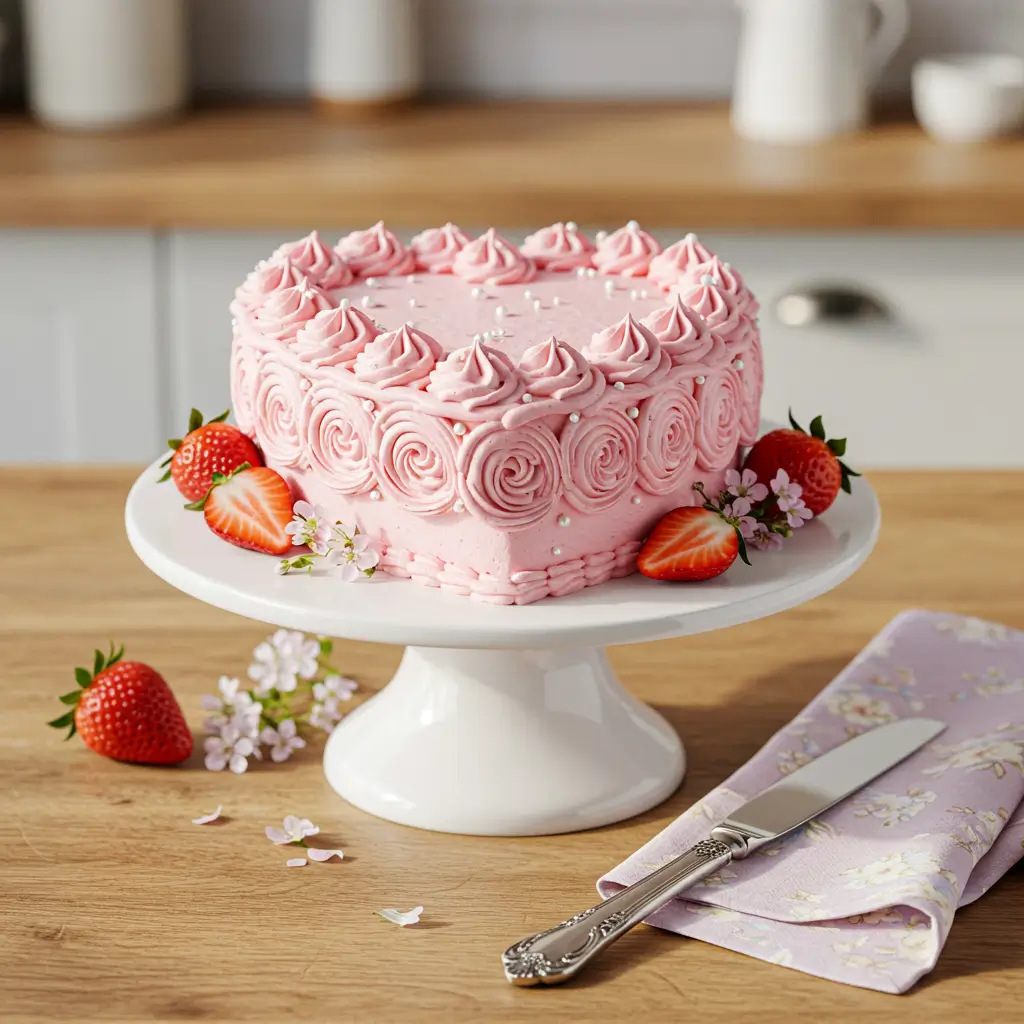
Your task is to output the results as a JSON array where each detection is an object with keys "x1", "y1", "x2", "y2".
[
  {"x1": 294, "y1": 304, "x2": 381, "y2": 367},
  {"x1": 520, "y1": 223, "x2": 595, "y2": 271},
  {"x1": 252, "y1": 271, "x2": 335, "y2": 341},
  {"x1": 426, "y1": 340, "x2": 523, "y2": 410},
  {"x1": 641, "y1": 294, "x2": 725, "y2": 367},
  {"x1": 336, "y1": 221, "x2": 416, "y2": 277},
  {"x1": 353, "y1": 322, "x2": 443, "y2": 390},
  {"x1": 583, "y1": 313, "x2": 670, "y2": 385},
  {"x1": 452, "y1": 229, "x2": 537, "y2": 287},
  {"x1": 646, "y1": 232, "x2": 717, "y2": 292},
  {"x1": 593, "y1": 221, "x2": 662, "y2": 278},
  {"x1": 271, "y1": 231, "x2": 354, "y2": 290},
  {"x1": 410, "y1": 223, "x2": 471, "y2": 274}
]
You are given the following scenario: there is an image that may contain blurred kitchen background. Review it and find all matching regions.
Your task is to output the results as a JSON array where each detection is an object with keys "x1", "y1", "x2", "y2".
[{"x1": 1, "y1": 0, "x2": 1021, "y2": 466}]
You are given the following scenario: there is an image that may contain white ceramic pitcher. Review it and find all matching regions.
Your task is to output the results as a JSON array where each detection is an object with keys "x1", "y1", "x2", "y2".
[{"x1": 732, "y1": 0, "x2": 909, "y2": 143}]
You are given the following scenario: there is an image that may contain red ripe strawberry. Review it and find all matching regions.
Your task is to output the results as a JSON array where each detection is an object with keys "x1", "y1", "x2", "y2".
[
  {"x1": 160, "y1": 408, "x2": 263, "y2": 504},
  {"x1": 189, "y1": 464, "x2": 294, "y2": 555},
  {"x1": 48, "y1": 644, "x2": 193, "y2": 765},
  {"x1": 743, "y1": 411, "x2": 859, "y2": 516},
  {"x1": 637, "y1": 506, "x2": 746, "y2": 582}
]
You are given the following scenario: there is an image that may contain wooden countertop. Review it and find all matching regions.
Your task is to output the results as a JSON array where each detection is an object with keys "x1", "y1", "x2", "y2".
[
  {"x1": 1, "y1": 468, "x2": 1022, "y2": 1023},
  {"x1": 1, "y1": 103, "x2": 1023, "y2": 230}
]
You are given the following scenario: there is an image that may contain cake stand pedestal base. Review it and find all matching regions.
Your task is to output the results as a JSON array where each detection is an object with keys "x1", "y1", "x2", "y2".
[{"x1": 323, "y1": 645, "x2": 684, "y2": 836}]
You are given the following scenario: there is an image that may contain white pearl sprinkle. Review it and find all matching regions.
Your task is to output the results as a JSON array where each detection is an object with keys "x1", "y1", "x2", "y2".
[
  {"x1": 363, "y1": 399, "x2": 374, "y2": 412},
  {"x1": 627, "y1": 220, "x2": 640, "y2": 231},
  {"x1": 408, "y1": 298, "x2": 416, "y2": 309},
  {"x1": 471, "y1": 286, "x2": 485, "y2": 299},
  {"x1": 453, "y1": 499, "x2": 465, "y2": 513},
  {"x1": 566, "y1": 221, "x2": 578, "y2": 232},
  {"x1": 552, "y1": 296, "x2": 562, "y2": 306},
  {"x1": 640, "y1": 289, "x2": 649, "y2": 299},
  {"x1": 472, "y1": 333, "x2": 483, "y2": 343},
  {"x1": 629, "y1": 289, "x2": 639, "y2": 301},
  {"x1": 482, "y1": 330, "x2": 492, "y2": 340},
  {"x1": 495, "y1": 305, "x2": 507, "y2": 319},
  {"x1": 491, "y1": 327, "x2": 505, "y2": 337},
  {"x1": 603, "y1": 280, "x2": 616, "y2": 296},
  {"x1": 406, "y1": 274, "x2": 418, "y2": 284},
  {"x1": 586, "y1": 268, "x2": 598, "y2": 279},
  {"x1": 576, "y1": 267, "x2": 588, "y2": 278},
  {"x1": 231, "y1": 317, "x2": 238, "y2": 329},
  {"x1": 339, "y1": 297, "x2": 350, "y2": 310},
  {"x1": 596, "y1": 230, "x2": 608, "y2": 243},
  {"x1": 453, "y1": 422, "x2": 467, "y2": 436},
  {"x1": 299, "y1": 378, "x2": 311, "y2": 391},
  {"x1": 569, "y1": 412, "x2": 580, "y2": 423},
  {"x1": 523, "y1": 289, "x2": 533, "y2": 301},
  {"x1": 613, "y1": 381, "x2": 626, "y2": 390},
  {"x1": 701, "y1": 274, "x2": 720, "y2": 287},
  {"x1": 696, "y1": 374, "x2": 706, "y2": 384},
  {"x1": 558, "y1": 514, "x2": 571, "y2": 527},
  {"x1": 631, "y1": 495, "x2": 641, "y2": 505},
  {"x1": 698, "y1": 314, "x2": 707, "y2": 323},
  {"x1": 627, "y1": 406, "x2": 639, "y2": 419},
  {"x1": 370, "y1": 489, "x2": 382, "y2": 501},
  {"x1": 552, "y1": 546, "x2": 562, "y2": 556},
  {"x1": 734, "y1": 358, "x2": 745, "y2": 370},
  {"x1": 360, "y1": 295, "x2": 373, "y2": 310},
  {"x1": 522, "y1": 393, "x2": 534, "y2": 403},
  {"x1": 365, "y1": 277, "x2": 378, "y2": 289},
  {"x1": 532, "y1": 298, "x2": 542, "y2": 313}
]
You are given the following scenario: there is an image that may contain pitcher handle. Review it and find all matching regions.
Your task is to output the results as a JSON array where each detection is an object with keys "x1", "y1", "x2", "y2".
[{"x1": 866, "y1": 0, "x2": 909, "y2": 83}]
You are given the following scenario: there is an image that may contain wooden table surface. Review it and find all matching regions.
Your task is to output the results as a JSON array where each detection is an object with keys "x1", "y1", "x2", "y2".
[
  {"x1": 1, "y1": 468, "x2": 1022, "y2": 1023},
  {"x1": 1, "y1": 103, "x2": 1023, "y2": 230}
]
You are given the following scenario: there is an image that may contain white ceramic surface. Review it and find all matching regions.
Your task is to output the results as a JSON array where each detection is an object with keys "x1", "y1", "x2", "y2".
[
  {"x1": 125, "y1": 442, "x2": 880, "y2": 835},
  {"x1": 732, "y1": 0, "x2": 908, "y2": 143},
  {"x1": 912, "y1": 55, "x2": 1024, "y2": 143}
]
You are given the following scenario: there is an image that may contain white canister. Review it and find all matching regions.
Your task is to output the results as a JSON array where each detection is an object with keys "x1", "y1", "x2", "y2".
[
  {"x1": 25, "y1": 0, "x2": 187, "y2": 130},
  {"x1": 310, "y1": 0, "x2": 421, "y2": 109}
]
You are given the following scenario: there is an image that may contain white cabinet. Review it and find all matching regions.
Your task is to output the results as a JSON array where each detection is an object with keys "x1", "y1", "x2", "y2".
[{"x1": 0, "y1": 230, "x2": 160, "y2": 462}]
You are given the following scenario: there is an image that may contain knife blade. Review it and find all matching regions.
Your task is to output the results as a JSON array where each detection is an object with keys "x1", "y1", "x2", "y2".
[{"x1": 502, "y1": 717, "x2": 945, "y2": 987}]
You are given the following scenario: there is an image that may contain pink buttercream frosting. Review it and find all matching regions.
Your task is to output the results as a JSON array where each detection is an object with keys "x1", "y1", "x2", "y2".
[
  {"x1": 302, "y1": 381, "x2": 376, "y2": 494},
  {"x1": 410, "y1": 223, "x2": 471, "y2": 274},
  {"x1": 593, "y1": 221, "x2": 661, "y2": 277},
  {"x1": 336, "y1": 221, "x2": 416, "y2": 277},
  {"x1": 452, "y1": 229, "x2": 536, "y2": 287},
  {"x1": 252, "y1": 271, "x2": 336, "y2": 341},
  {"x1": 234, "y1": 259, "x2": 305, "y2": 314},
  {"x1": 371, "y1": 405, "x2": 459, "y2": 514},
  {"x1": 271, "y1": 231, "x2": 354, "y2": 290},
  {"x1": 426, "y1": 340, "x2": 523, "y2": 410},
  {"x1": 694, "y1": 367, "x2": 744, "y2": 472},
  {"x1": 675, "y1": 276, "x2": 743, "y2": 339},
  {"x1": 583, "y1": 314, "x2": 671, "y2": 386},
  {"x1": 517, "y1": 336, "x2": 602, "y2": 400},
  {"x1": 561, "y1": 408, "x2": 640, "y2": 512},
  {"x1": 293, "y1": 305, "x2": 381, "y2": 368},
  {"x1": 682, "y1": 256, "x2": 758, "y2": 318},
  {"x1": 252, "y1": 355, "x2": 305, "y2": 467},
  {"x1": 734, "y1": 320, "x2": 764, "y2": 446},
  {"x1": 646, "y1": 232, "x2": 717, "y2": 291},
  {"x1": 353, "y1": 323, "x2": 443, "y2": 390},
  {"x1": 520, "y1": 223, "x2": 595, "y2": 271},
  {"x1": 641, "y1": 295, "x2": 727, "y2": 368},
  {"x1": 457, "y1": 421, "x2": 563, "y2": 530},
  {"x1": 230, "y1": 334, "x2": 257, "y2": 437},
  {"x1": 636, "y1": 386, "x2": 700, "y2": 495}
]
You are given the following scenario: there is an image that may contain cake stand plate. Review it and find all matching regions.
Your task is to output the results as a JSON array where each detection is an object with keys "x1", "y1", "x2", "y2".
[{"x1": 125, "y1": 454, "x2": 880, "y2": 837}]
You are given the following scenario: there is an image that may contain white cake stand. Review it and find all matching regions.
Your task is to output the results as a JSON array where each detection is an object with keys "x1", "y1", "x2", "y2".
[{"x1": 125, "y1": 450, "x2": 880, "y2": 837}]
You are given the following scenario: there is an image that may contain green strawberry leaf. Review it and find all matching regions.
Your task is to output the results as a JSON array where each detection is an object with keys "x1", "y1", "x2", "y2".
[
  {"x1": 167, "y1": 438, "x2": 182, "y2": 451},
  {"x1": 157, "y1": 468, "x2": 172, "y2": 483},
  {"x1": 318, "y1": 636, "x2": 334, "y2": 656},
  {"x1": 809, "y1": 415, "x2": 826, "y2": 440},
  {"x1": 93, "y1": 648, "x2": 104, "y2": 676},
  {"x1": 736, "y1": 530, "x2": 751, "y2": 567},
  {"x1": 184, "y1": 494, "x2": 209, "y2": 512},
  {"x1": 210, "y1": 410, "x2": 230, "y2": 424},
  {"x1": 48, "y1": 710, "x2": 75, "y2": 729},
  {"x1": 75, "y1": 666, "x2": 92, "y2": 688},
  {"x1": 59, "y1": 691, "x2": 82, "y2": 705},
  {"x1": 188, "y1": 408, "x2": 204, "y2": 434},
  {"x1": 788, "y1": 408, "x2": 805, "y2": 433},
  {"x1": 827, "y1": 437, "x2": 847, "y2": 457},
  {"x1": 108, "y1": 643, "x2": 125, "y2": 668}
]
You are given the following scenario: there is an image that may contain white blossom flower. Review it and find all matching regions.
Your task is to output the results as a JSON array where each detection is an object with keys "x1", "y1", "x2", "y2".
[
  {"x1": 313, "y1": 674, "x2": 358, "y2": 702},
  {"x1": 748, "y1": 522, "x2": 784, "y2": 552},
  {"x1": 770, "y1": 468, "x2": 803, "y2": 505},
  {"x1": 248, "y1": 629, "x2": 321, "y2": 694},
  {"x1": 285, "y1": 500, "x2": 333, "y2": 555},
  {"x1": 260, "y1": 718, "x2": 307, "y2": 763},
  {"x1": 191, "y1": 805, "x2": 222, "y2": 825},
  {"x1": 265, "y1": 815, "x2": 320, "y2": 845},
  {"x1": 203, "y1": 724, "x2": 255, "y2": 774},
  {"x1": 725, "y1": 467, "x2": 769, "y2": 504},
  {"x1": 785, "y1": 501, "x2": 813, "y2": 529},
  {"x1": 330, "y1": 532, "x2": 380, "y2": 583},
  {"x1": 375, "y1": 906, "x2": 423, "y2": 926},
  {"x1": 308, "y1": 698, "x2": 344, "y2": 733},
  {"x1": 841, "y1": 850, "x2": 941, "y2": 889},
  {"x1": 200, "y1": 676, "x2": 262, "y2": 733}
]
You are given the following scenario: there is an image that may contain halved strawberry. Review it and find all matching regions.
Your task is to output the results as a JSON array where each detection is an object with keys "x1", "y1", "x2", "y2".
[
  {"x1": 160, "y1": 408, "x2": 263, "y2": 504},
  {"x1": 189, "y1": 465, "x2": 294, "y2": 555},
  {"x1": 637, "y1": 506, "x2": 744, "y2": 582}
]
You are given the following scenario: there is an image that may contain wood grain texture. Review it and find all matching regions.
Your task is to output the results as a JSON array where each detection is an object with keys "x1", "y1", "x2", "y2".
[
  {"x1": 1, "y1": 104, "x2": 1023, "y2": 230},
  {"x1": 1, "y1": 468, "x2": 1021, "y2": 1023}
]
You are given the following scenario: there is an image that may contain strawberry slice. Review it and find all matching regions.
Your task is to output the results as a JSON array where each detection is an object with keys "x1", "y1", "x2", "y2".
[
  {"x1": 637, "y1": 506, "x2": 741, "y2": 582},
  {"x1": 189, "y1": 464, "x2": 294, "y2": 555}
]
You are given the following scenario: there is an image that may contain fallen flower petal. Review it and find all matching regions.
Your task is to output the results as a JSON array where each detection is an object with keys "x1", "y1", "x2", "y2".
[
  {"x1": 191, "y1": 805, "x2": 223, "y2": 825},
  {"x1": 266, "y1": 815, "x2": 320, "y2": 845},
  {"x1": 376, "y1": 906, "x2": 424, "y2": 927},
  {"x1": 286, "y1": 858, "x2": 308, "y2": 868},
  {"x1": 307, "y1": 847, "x2": 344, "y2": 862}
]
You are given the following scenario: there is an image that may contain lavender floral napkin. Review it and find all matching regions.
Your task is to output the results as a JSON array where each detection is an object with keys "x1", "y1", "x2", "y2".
[{"x1": 597, "y1": 610, "x2": 1024, "y2": 993}]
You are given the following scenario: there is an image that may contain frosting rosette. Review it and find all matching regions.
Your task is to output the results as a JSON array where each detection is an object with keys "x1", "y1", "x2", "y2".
[
  {"x1": 582, "y1": 314, "x2": 670, "y2": 386},
  {"x1": 520, "y1": 222, "x2": 595, "y2": 271},
  {"x1": 335, "y1": 221, "x2": 416, "y2": 277},
  {"x1": 270, "y1": 231, "x2": 354, "y2": 290},
  {"x1": 636, "y1": 385, "x2": 700, "y2": 494},
  {"x1": 641, "y1": 295, "x2": 726, "y2": 367},
  {"x1": 230, "y1": 334, "x2": 258, "y2": 437},
  {"x1": 694, "y1": 367, "x2": 744, "y2": 472},
  {"x1": 452, "y1": 229, "x2": 536, "y2": 287},
  {"x1": 252, "y1": 356, "x2": 305, "y2": 467},
  {"x1": 410, "y1": 223, "x2": 470, "y2": 274},
  {"x1": 293, "y1": 305, "x2": 380, "y2": 368},
  {"x1": 426, "y1": 340, "x2": 523, "y2": 410},
  {"x1": 517, "y1": 336, "x2": 602, "y2": 400},
  {"x1": 592, "y1": 221, "x2": 661, "y2": 277},
  {"x1": 252, "y1": 272, "x2": 336, "y2": 342},
  {"x1": 301, "y1": 382, "x2": 375, "y2": 494},
  {"x1": 734, "y1": 321, "x2": 764, "y2": 446},
  {"x1": 682, "y1": 256, "x2": 758, "y2": 318},
  {"x1": 646, "y1": 232, "x2": 717, "y2": 291},
  {"x1": 233, "y1": 259, "x2": 305, "y2": 315},
  {"x1": 562, "y1": 408, "x2": 639, "y2": 512},
  {"x1": 456, "y1": 421, "x2": 563, "y2": 530},
  {"x1": 675, "y1": 276, "x2": 743, "y2": 339},
  {"x1": 353, "y1": 323, "x2": 443, "y2": 390},
  {"x1": 371, "y1": 405, "x2": 459, "y2": 514}
]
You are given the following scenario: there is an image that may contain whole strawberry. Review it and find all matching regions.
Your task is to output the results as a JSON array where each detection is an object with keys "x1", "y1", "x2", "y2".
[
  {"x1": 49, "y1": 645, "x2": 193, "y2": 765},
  {"x1": 160, "y1": 408, "x2": 263, "y2": 504},
  {"x1": 743, "y1": 411, "x2": 859, "y2": 516}
]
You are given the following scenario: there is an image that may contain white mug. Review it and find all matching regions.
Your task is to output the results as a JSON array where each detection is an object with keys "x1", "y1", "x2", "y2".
[{"x1": 732, "y1": 0, "x2": 909, "y2": 144}]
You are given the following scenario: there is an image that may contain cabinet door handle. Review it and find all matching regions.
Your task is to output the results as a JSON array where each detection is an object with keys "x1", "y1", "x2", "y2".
[{"x1": 775, "y1": 285, "x2": 893, "y2": 327}]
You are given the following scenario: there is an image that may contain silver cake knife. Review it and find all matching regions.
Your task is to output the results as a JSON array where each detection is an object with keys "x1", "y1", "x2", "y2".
[{"x1": 502, "y1": 717, "x2": 945, "y2": 987}]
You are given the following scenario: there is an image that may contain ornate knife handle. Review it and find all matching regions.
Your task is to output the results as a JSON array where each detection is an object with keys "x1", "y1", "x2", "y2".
[{"x1": 502, "y1": 835, "x2": 737, "y2": 987}]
